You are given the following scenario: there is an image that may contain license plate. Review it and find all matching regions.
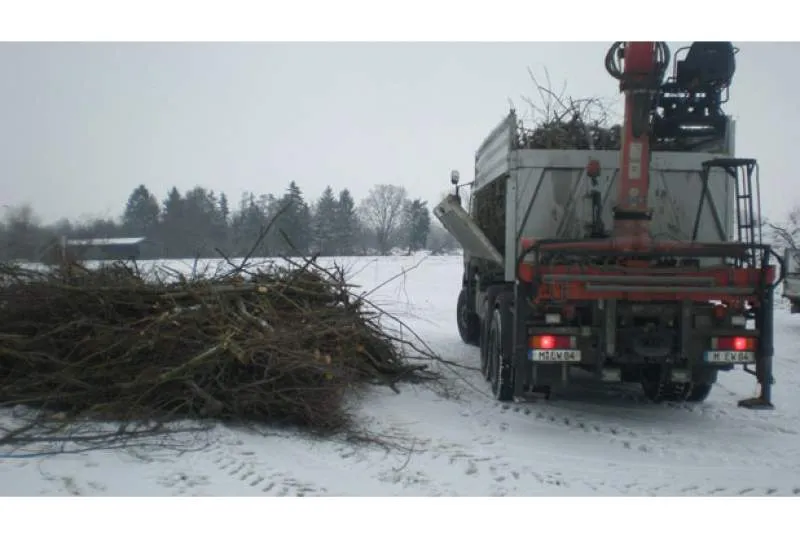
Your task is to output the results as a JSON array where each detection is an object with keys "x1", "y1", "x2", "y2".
[
  {"x1": 703, "y1": 350, "x2": 756, "y2": 364},
  {"x1": 529, "y1": 349, "x2": 582, "y2": 363}
]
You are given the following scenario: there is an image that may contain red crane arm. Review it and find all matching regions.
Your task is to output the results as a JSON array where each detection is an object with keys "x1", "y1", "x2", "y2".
[{"x1": 605, "y1": 41, "x2": 669, "y2": 242}]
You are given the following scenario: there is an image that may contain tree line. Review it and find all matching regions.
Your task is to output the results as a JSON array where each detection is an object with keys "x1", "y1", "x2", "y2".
[{"x1": 0, "y1": 182, "x2": 459, "y2": 261}]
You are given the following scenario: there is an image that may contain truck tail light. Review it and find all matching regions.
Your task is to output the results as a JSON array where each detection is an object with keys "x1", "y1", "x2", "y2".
[
  {"x1": 530, "y1": 335, "x2": 575, "y2": 350},
  {"x1": 713, "y1": 336, "x2": 757, "y2": 351}
]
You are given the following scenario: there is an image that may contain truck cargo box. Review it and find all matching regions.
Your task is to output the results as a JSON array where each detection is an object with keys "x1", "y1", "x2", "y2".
[{"x1": 469, "y1": 111, "x2": 738, "y2": 281}]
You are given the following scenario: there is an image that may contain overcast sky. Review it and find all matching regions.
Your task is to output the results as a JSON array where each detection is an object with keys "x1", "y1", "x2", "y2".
[{"x1": 0, "y1": 42, "x2": 796, "y2": 225}]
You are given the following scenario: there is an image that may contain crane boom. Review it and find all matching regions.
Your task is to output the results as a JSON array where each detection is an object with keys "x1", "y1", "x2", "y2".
[{"x1": 605, "y1": 41, "x2": 670, "y2": 242}]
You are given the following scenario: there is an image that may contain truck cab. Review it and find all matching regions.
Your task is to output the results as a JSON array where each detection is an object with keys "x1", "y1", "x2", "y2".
[{"x1": 783, "y1": 248, "x2": 800, "y2": 313}]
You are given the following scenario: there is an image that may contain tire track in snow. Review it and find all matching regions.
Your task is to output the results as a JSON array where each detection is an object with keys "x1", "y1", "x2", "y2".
[
  {"x1": 208, "y1": 450, "x2": 327, "y2": 496},
  {"x1": 388, "y1": 395, "x2": 800, "y2": 496},
  {"x1": 447, "y1": 373, "x2": 785, "y2": 470},
  {"x1": 422, "y1": 343, "x2": 800, "y2": 494},
  {"x1": 438, "y1": 322, "x2": 800, "y2": 472},
  {"x1": 195, "y1": 424, "x2": 456, "y2": 496},
  {"x1": 198, "y1": 428, "x2": 336, "y2": 496},
  {"x1": 491, "y1": 386, "x2": 800, "y2": 471}
]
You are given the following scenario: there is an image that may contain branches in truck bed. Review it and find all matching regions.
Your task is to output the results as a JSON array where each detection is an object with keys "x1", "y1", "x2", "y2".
[{"x1": 516, "y1": 67, "x2": 622, "y2": 150}]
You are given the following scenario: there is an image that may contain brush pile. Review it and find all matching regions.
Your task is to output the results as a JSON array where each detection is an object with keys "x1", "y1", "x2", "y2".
[{"x1": 0, "y1": 258, "x2": 437, "y2": 436}]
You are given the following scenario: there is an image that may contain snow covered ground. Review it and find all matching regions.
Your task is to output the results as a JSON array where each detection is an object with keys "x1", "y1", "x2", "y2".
[{"x1": 2, "y1": 254, "x2": 799, "y2": 497}]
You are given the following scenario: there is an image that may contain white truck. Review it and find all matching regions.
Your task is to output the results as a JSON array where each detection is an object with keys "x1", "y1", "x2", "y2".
[
  {"x1": 784, "y1": 248, "x2": 800, "y2": 313},
  {"x1": 435, "y1": 41, "x2": 782, "y2": 410}
]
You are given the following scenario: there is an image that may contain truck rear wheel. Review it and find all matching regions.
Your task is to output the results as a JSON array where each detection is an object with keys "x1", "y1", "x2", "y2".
[
  {"x1": 642, "y1": 379, "x2": 687, "y2": 403},
  {"x1": 488, "y1": 292, "x2": 515, "y2": 402},
  {"x1": 457, "y1": 288, "x2": 480, "y2": 346},
  {"x1": 641, "y1": 378, "x2": 714, "y2": 403},
  {"x1": 685, "y1": 382, "x2": 713, "y2": 403},
  {"x1": 479, "y1": 312, "x2": 491, "y2": 380},
  {"x1": 480, "y1": 286, "x2": 505, "y2": 381}
]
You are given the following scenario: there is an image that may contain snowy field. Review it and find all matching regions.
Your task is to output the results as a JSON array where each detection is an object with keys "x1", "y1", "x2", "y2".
[{"x1": 1, "y1": 253, "x2": 799, "y2": 497}]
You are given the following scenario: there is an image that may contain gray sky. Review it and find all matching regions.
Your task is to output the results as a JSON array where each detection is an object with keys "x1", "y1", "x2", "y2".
[{"x1": 0, "y1": 42, "x2": 796, "y2": 225}]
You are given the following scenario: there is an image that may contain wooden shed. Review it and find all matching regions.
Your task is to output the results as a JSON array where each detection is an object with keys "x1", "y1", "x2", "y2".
[{"x1": 63, "y1": 237, "x2": 147, "y2": 261}]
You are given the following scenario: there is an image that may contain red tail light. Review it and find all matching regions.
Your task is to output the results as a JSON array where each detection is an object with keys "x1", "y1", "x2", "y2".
[
  {"x1": 715, "y1": 336, "x2": 756, "y2": 351},
  {"x1": 530, "y1": 335, "x2": 574, "y2": 350}
]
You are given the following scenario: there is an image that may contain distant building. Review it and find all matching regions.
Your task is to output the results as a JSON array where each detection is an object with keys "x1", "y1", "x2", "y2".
[{"x1": 62, "y1": 236, "x2": 147, "y2": 261}]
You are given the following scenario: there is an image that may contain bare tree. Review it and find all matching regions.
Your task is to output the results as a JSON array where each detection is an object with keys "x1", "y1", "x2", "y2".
[
  {"x1": 763, "y1": 206, "x2": 800, "y2": 253},
  {"x1": 359, "y1": 184, "x2": 407, "y2": 255},
  {"x1": 427, "y1": 221, "x2": 459, "y2": 255},
  {"x1": 2, "y1": 204, "x2": 54, "y2": 260}
]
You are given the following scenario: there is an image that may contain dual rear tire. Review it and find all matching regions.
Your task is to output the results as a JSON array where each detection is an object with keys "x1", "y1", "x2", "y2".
[
  {"x1": 641, "y1": 376, "x2": 714, "y2": 403},
  {"x1": 482, "y1": 290, "x2": 515, "y2": 402},
  {"x1": 456, "y1": 288, "x2": 480, "y2": 346}
]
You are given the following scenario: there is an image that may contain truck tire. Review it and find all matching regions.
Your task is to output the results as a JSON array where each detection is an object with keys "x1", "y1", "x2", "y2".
[
  {"x1": 457, "y1": 288, "x2": 480, "y2": 346},
  {"x1": 488, "y1": 292, "x2": 515, "y2": 402},
  {"x1": 479, "y1": 302, "x2": 491, "y2": 380},
  {"x1": 480, "y1": 286, "x2": 506, "y2": 381},
  {"x1": 641, "y1": 379, "x2": 686, "y2": 403},
  {"x1": 641, "y1": 378, "x2": 713, "y2": 403},
  {"x1": 685, "y1": 382, "x2": 713, "y2": 403}
]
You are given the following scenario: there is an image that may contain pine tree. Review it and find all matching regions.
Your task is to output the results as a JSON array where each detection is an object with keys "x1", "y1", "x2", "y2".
[
  {"x1": 215, "y1": 192, "x2": 231, "y2": 254},
  {"x1": 159, "y1": 187, "x2": 186, "y2": 257},
  {"x1": 333, "y1": 188, "x2": 359, "y2": 255},
  {"x1": 218, "y1": 193, "x2": 230, "y2": 225},
  {"x1": 276, "y1": 181, "x2": 311, "y2": 254},
  {"x1": 312, "y1": 186, "x2": 338, "y2": 255},
  {"x1": 401, "y1": 199, "x2": 432, "y2": 252},
  {"x1": 231, "y1": 192, "x2": 273, "y2": 257},
  {"x1": 122, "y1": 185, "x2": 160, "y2": 236},
  {"x1": 161, "y1": 187, "x2": 184, "y2": 226},
  {"x1": 181, "y1": 187, "x2": 222, "y2": 257}
]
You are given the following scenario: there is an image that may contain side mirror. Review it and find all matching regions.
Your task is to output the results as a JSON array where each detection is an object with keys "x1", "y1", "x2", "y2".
[{"x1": 450, "y1": 170, "x2": 460, "y2": 185}]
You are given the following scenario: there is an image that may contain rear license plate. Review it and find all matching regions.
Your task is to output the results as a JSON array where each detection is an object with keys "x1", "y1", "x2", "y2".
[
  {"x1": 529, "y1": 349, "x2": 581, "y2": 363},
  {"x1": 703, "y1": 350, "x2": 756, "y2": 364}
]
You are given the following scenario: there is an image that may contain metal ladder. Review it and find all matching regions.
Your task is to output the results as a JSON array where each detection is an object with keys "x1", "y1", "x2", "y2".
[
  {"x1": 699, "y1": 158, "x2": 776, "y2": 410},
  {"x1": 695, "y1": 158, "x2": 761, "y2": 268}
]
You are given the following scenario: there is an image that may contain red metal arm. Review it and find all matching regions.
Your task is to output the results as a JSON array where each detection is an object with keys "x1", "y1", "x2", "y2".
[{"x1": 608, "y1": 42, "x2": 666, "y2": 242}]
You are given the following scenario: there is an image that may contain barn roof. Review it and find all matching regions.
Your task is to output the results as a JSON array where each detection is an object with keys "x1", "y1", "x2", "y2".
[{"x1": 65, "y1": 237, "x2": 147, "y2": 247}]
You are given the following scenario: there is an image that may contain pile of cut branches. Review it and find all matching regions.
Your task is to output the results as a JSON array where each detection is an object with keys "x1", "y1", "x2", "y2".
[
  {"x1": 0, "y1": 255, "x2": 439, "y2": 447},
  {"x1": 516, "y1": 67, "x2": 622, "y2": 150}
]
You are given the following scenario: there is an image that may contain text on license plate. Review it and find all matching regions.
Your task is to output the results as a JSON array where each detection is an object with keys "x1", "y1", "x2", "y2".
[
  {"x1": 529, "y1": 349, "x2": 582, "y2": 363},
  {"x1": 704, "y1": 350, "x2": 756, "y2": 364}
]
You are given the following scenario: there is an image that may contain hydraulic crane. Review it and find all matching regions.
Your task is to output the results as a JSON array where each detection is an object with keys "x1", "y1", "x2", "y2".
[{"x1": 604, "y1": 42, "x2": 671, "y2": 244}]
